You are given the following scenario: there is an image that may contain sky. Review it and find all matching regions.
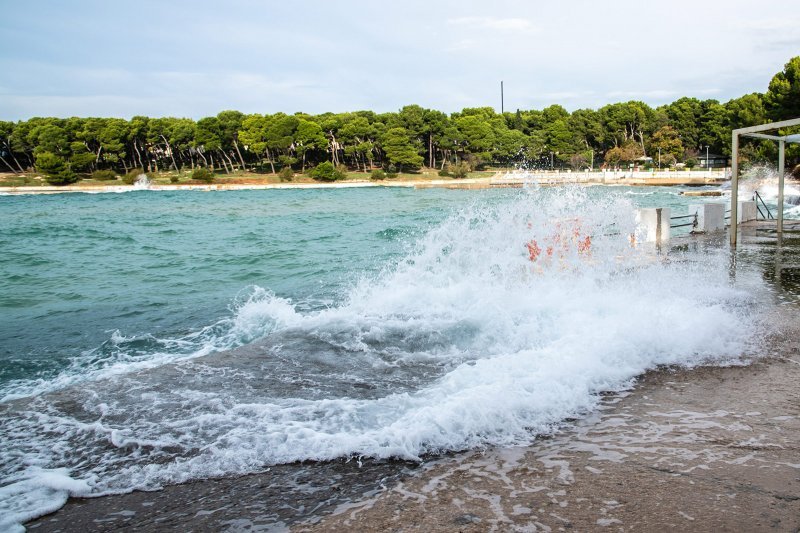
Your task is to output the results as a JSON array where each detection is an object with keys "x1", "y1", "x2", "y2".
[{"x1": 0, "y1": 0, "x2": 798, "y2": 120}]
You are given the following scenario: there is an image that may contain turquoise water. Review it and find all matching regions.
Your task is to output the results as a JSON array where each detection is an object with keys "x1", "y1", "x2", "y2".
[
  {"x1": 0, "y1": 188, "x2": 473, "y2": 387},
  {"x1": 0, "y1": 186, "x2": 703, "y2": 389},
  {"x1": 0, "y1": 185, "x2": 771, "y2": 530}
]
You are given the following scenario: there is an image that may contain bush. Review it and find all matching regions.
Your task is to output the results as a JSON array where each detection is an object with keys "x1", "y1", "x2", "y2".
[
  {"x1": 35, "y1": 152, "x2": 80, "y2": 186},
  {"x1": 122, "y1": 168, "x2": 145, "y2": 185},
  {"x1": 169, "y1": 175, "x2": 180, "y2": 183},
  {"x1": 310, "y1": 161, "x2": 345, "y2": 181},
  {"x1": 370, "y1": 169, "x2": 387, "y2": 180},
  {"x1": 44, "y1": 169, "x2": 79, "y2": 186},
  {"x1": 91, "y1": 169, "x2": 117, "y2": 181},
  {"x1": 278, "y1": 166, "x2": 294, "y2": 182},
  {"x1": 191, "y1": 167, "x2": 214, "y2": 183},
  {"x1": 450, "y1": 162, "x2": 470, "y2": 179},
  {"x1": 463, "y1": 153, "x2": 483, "y2": 171},
  {"x1": 438, "y1": 168, "x2": 451, "y2": 177},
  {"x1": 385, "y1": 164, "x2": 398, "y2": 179},
  {"x1": 336, "y1": 164, "x2": 349, "y2": 178},
  {"x1": 685, "y1": 158, "x2": 697, "y2": 169}
]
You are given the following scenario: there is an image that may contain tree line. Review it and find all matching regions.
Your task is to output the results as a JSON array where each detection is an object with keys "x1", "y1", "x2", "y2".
[{"x1": 1, "y1": 57, "x2": 798, "y2": 185}]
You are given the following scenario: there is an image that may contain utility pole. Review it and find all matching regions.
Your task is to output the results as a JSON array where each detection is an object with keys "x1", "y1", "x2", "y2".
[{"x1": 501, "y1": 81, "x2": 504, "y2": 114}]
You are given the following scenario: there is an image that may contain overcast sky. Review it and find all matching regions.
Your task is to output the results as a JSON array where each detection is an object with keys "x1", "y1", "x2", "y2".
[{"x1": 1, "y1": 0, "x2": 798, "y2": 120}]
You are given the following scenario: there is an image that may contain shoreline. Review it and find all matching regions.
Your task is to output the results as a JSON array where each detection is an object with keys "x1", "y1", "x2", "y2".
[
  {"x1": 0, "y1": 171, "x2": 727, "y2": 195},
  {"x1": 305, "y1": 354, "x2": 800, "y2": 532},
  {"x1": 26, "y1": 356, "x2": 800, "y2": 532},
  {"x1": 27, "y1": 350, "x2": 800, "y2": 531}
]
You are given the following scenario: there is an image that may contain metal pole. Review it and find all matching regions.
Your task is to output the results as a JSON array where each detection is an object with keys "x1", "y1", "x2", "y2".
[
  {"x1": 778, "y1": 139, "x2": 785, "y2": 235},
  {"x1": 656, "y1": 208, "x2": 663, "y2": 247},
  {"x1": 730, "y1": 133, "x2": 739, "y2": 246},
  {"x1": 706, "y1": 145, "x2": 709, "y2": 174}
]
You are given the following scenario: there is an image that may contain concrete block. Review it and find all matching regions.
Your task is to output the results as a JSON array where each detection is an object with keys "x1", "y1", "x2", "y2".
[
  {"x1": 688, "y1": 202, "x2": 725, "y2": 232},
  {"x1": 635, "y1": 207, "x2": 671, "y2": 243},
  {"x1": 737, "y1": 201, "x2": 757, "y2": 223}
]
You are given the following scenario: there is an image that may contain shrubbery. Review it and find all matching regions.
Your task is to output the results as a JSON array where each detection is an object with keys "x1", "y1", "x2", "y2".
[
  {"x1": 122, "y1": 168, "x2": 145, "y2": 185},
  {"x1": 438, "y1": 167, "x2": 451, "y2": 177},
  {"x1": 310, "y1": 161, "x2": 345, "y2": 181},
  {"x1": 385, "y1": 164, "x2": 398, "y2": 179},
  {"x1": 370, "y1": 169, "x2": 386, "y2": 180},
  {"x1": 191, "y1": 167, "x2": 215, "y2": 183},
  {"x1": 169, "y1": 175, "x2": 180, "y2": 183},
  {"x1": 278, "y1": 166, "x2": 294, "y2": 182},
  {"x1": 449, "y1": 162, "x2": 470, "y2": 179},
  {"x1": 91, "y1": 169, "x2": 117, "y2": 181}
]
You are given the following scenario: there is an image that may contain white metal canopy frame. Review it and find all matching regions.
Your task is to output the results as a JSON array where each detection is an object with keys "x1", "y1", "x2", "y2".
[{"x1": 730, "y1": 117, "x2": 800, "y2": 245}]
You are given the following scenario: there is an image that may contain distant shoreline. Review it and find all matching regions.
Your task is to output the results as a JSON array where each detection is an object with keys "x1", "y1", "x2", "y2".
[{"x1": 0, "y1": 170, "x2": 728, "y2": 195}]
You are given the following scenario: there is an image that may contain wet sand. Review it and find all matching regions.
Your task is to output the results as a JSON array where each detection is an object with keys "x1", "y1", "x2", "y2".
[{"x1": 27, "y1": 348, "x2": 800, "y2": 532}]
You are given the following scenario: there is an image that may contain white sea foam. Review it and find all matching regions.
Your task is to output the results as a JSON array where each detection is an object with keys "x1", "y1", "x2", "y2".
[
  {"x1": 0, "y1": 187, "x2": 768, "y2": 530},
  {"x1": 0, "y1": 468, "x2": 92, "y2": 533},
  {"x1": 0, "y1": 287, "x2": 295, "y2": 403},
  {"x1": 739, "y1": 165, "x2": 800, "y2": 215}
]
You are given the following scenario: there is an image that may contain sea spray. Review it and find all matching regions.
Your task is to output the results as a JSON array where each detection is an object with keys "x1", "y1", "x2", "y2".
[
  {"x1": 0, "y1": 187, "x2": 767, "y2": 530},
  {"x1": 738, "y1": 164, "x2": 800, "y2": 216}
]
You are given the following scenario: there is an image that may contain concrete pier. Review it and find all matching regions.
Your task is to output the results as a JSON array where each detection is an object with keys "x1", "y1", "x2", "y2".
[
  {"x1": 635, "y1": 208, "x2": 670, "y2": 243},
  {"x1": 737, "y1": 201, "x2": 757, "y2": 223},
  {"x1": 688, "y1": 203, "x2": 725, "y2": 233}
]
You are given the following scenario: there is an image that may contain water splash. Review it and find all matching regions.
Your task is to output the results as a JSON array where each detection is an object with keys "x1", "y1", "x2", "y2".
[
  {"x1": 738, "y1": 165, "x2": 800, "y2": 218},
  {"x1": 0, "y1": 187, "x2": 770, "y2": 531},
  {"x1": 133, "y1": 174, "x2": 151, "y2": 189}
]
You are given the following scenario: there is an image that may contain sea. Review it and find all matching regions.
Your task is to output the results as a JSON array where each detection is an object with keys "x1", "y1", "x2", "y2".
[{"x1": 0, "y1": 182, "x2": 797, "y2": 531}]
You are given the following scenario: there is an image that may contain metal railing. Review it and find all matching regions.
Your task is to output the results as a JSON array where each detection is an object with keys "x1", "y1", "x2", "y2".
[
  {"x1": 753, "y1": 191, "x2": 774, "y2": 220},
  {"x1": 670, "y1": 212, "x2": 698, "y2": 231}
]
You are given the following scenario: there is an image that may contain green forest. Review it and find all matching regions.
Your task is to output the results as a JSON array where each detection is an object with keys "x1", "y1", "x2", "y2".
[{"x1": 1, "y1": 57, "x2": 798, "y2": 186}]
